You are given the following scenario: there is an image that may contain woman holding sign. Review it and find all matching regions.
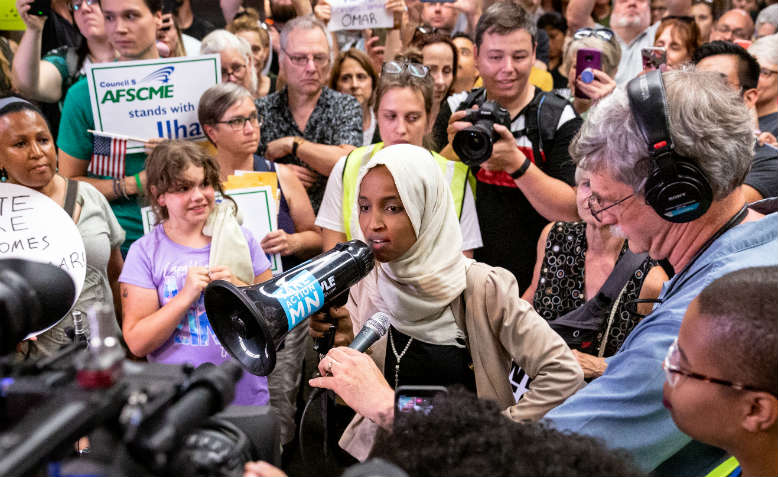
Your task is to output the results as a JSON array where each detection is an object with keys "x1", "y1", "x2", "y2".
[
  {"x1": 119, "y1": 140, "x2": 273, "y2": 405},
  {"x1": 0, "y1": 99, "x2": 125, "y2": 360}
]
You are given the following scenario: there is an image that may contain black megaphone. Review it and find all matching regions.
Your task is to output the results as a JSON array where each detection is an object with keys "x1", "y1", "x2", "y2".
[{"x1": 204, "y1": 240, "x2": 374, "y2": 376}]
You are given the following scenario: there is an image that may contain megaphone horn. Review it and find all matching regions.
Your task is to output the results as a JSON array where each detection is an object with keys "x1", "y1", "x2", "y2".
[{"x1": 204, "y1": 240, "x2": 374, "y2": 376}]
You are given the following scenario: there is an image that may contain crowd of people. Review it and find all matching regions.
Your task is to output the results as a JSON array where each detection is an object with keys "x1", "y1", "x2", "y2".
[{"x1": 1, "y1": 0, "x2": 776, "y2": 475}]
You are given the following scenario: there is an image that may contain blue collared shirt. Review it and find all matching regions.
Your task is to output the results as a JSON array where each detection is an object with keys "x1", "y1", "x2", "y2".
[{"x1": 544, "y1": 210, "x2": 778, "y2": 472}]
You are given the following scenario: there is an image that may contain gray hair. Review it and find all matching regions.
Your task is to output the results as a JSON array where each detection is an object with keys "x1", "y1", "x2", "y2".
[
  {"x1": 279, "y1": 15, "x2": 330, "y2": 54},
  {"x1": 748, "y1": 33, "x2": 778, "y2": 67},
  {"x1": 200, "y1": 29, "x2": 258, "y2": 93},
  {"x1": 755, "y1": 4, "x2": 778, "y2": 33},
  {"x1": 561, "y1": 36, "x2": 622, "y2": 78},
  {"x1": 198, "y1": 82, "x2": 255, "y2": 142},
  {"x1": 571, "y1": 69, "x2": 753, "y2": 200}
]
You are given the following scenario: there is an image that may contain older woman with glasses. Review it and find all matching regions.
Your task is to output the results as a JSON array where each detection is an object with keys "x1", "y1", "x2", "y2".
[
  {"x1": 198, "y1": 82, "x2": 322, "y2": 270},
  {"x1": 522, "y1": 166, "x2": 667, "y2": 379},
  {"x1": 200, "y1": 29, "x2": 258, "y2": 97},
  {"x1": 560, "y1": 27, "x2": 622, "y2": 116}
]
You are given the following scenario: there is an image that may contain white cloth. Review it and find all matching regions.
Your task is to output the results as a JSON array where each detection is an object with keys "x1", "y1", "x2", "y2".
[
  {"x1": 352, "y1": 144, "x2": 471, "y2": 345},
  {"x1": 362, "y1": 109, "x2": 376, "y2": 146},
  {"x1": 202, "y1": 201, "x2": 254, "y2": 284},
  {"x1": 181, "y1": 34, "x2": 202, "y2": 57},
  {"x1": 316, "y1": 155, "x2": 483, "y2": 251}
]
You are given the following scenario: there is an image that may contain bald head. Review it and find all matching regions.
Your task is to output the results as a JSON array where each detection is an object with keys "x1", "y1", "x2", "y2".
[{"x1": 710, "y1": 9, "x2": 755, "y2": 42}]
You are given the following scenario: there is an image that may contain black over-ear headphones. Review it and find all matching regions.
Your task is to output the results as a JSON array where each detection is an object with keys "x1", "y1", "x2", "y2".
[{"x1": 626, "y1": 70, "x2": 713, "y2": 223}]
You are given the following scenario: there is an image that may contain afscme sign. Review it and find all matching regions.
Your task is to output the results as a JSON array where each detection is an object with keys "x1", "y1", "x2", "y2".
[{"x1": 87, "y1": 55, "x2": 221, "y2": 152}]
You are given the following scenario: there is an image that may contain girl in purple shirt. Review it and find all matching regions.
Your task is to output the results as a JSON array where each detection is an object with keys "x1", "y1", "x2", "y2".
[{"x1": 119, "y1": 140, "x2": 273, "y2": 405}]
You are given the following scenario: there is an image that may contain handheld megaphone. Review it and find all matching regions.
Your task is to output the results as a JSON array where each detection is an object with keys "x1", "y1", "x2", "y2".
[{"x1": 204, "y1": 240, "x2": 374, "y2": 376}]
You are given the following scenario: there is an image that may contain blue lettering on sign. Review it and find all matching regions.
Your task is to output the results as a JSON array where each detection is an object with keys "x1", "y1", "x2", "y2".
[{"x1": 272, "y1": 270, "x2": 325, "y2": 330}]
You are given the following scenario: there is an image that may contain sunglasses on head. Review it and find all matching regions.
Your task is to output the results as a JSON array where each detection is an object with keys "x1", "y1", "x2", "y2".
[
  {"x1": 573, "y1": 27, "x2": 615, "y2": 42},
  {"x1": 382, "y1": 61, "x2": 430, "y2": 78}
]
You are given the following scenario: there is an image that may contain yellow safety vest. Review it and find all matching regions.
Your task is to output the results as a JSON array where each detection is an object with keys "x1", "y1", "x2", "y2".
[{"x1": 341, "y1": 142, "x2": 475, "y2": 240}]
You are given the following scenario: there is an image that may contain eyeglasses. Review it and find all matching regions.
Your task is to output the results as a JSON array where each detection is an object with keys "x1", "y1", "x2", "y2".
[
  {"x1": 760, "y1": 67, "x2": 778, "y2": 78},
  {"x1": 70, "y1": 0, "x2": 96, "y2": 11},
  {"x1": 586, "y1": 192, "x2": 634, "y2": 222},
  {"x1": 282, "y1": 48, "x2": 330, "y2": 67},
  {"x1": 573, "y1": 27, "x2": 615, "y2": 42},
  {"x1": 382, "y1": 61, "x2": 430, "y2": 78},
  {"x1": 221, "y1": 63, "x2": 247, "y2": 78},
  {"x1": 661, "y1": 15, "x2": 695, "y2": 23},
  {"x1": 415, "y1": 24, "x2": 453, "y2": 37},
  {"x1": 215, "y1": 112, "x2": 261, "y2": 130},
  {"x1": 663, "y1": 338, "x2": 771, "y2": 393},
  {"x1": 712, "y1": 23, "x2": 749, "y2": 38}
]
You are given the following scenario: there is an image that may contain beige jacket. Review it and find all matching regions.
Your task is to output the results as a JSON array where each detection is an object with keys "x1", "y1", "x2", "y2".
[{"x1": 339, "y1": 262, "x2": 584, "y2": 460}]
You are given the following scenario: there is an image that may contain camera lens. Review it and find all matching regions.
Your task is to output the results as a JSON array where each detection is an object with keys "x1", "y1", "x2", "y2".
[{"x1": 452, "y1": 127, "x2": 493, "y2": 166}]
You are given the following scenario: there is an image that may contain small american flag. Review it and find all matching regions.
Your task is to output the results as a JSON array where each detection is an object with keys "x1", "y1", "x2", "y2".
[{"x1": 88, "y1": 134, "x2": 127, "y2": 179}]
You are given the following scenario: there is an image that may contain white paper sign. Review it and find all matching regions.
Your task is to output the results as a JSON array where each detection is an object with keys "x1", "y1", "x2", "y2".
[
  {"x1": 0, "y1": 183, "x2": 86, "y2": 320},
  {"x1": 86, "y1": 55, "x2": 221, "y2": 153},
  {"x1": 328, "y1": 0, "x2": 394, "y2": 31},
  {"x1": 141, "y1": 187, "x2": 283, "y2": 275}
]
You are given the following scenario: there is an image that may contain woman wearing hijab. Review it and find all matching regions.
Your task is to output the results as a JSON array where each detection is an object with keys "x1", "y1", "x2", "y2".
[{"x1": 309, "y1": 144, "x2": 583, "y2": 460}]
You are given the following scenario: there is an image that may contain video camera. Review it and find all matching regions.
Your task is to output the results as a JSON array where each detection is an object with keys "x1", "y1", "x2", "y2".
[{"x1": 0, "y1": 260, "x2": 280, "y2": 477}]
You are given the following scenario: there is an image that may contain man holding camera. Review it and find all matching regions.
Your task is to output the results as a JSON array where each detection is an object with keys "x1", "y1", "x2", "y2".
[{"x1": 435, "y1": 1, "x2": 582, "y2": 291}]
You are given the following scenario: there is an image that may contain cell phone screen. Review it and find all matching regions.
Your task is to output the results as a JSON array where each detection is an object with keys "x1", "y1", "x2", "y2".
[
  {"x1": 397, "y1": 395, "x2": 436, "y2": 414},
  {"x1": 395, "y1": 385, "x2": 448, "y2": 415},
  {"x1": 641, "y1": 47, "x2": 666, "y2": 71}
]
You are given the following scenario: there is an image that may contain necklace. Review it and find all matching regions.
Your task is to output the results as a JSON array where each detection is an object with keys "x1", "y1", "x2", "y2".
[{"x1": 388, "y1": 327, "x2": 413, "y2": 389}]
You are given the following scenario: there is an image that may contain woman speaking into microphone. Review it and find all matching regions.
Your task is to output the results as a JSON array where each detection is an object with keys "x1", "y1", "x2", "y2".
[{"x1": 309, "y1": 144, "x2": 583, "y2": 459}]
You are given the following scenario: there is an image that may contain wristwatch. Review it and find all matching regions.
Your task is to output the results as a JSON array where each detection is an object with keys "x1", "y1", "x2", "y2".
[
  {"x1": 292, "y1": 136, "x2": 305, "y2": 158},
  {"x1": 509, "y1": 157, "x2": 532, "y2": 179}
]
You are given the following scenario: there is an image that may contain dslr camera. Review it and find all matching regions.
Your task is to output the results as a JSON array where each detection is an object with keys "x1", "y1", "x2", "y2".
[{"x1": 452, "y1": 100, "x2": 512, "y2": 166}]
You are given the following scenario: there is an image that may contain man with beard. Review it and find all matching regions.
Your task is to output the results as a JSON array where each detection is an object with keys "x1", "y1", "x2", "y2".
[{"x1": 566, "y1": 0, "x2": 691, "y2": 84}]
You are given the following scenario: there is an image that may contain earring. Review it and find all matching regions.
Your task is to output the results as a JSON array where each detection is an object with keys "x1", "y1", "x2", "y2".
[{"x1": 0, "y1": 168, "x2": 6, "y2": 182}]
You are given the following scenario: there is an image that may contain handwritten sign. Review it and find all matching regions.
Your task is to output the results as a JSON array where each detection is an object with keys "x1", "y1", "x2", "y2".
[
  {"x1": 327, "y1": 0, "x2": 394, "y2": 31},
  {"x1": 86, "y1": 55, "x2": 220, "y2": 154},
  {"x1": 0, "y1": 183, "x2": 86, "y2": 321}
]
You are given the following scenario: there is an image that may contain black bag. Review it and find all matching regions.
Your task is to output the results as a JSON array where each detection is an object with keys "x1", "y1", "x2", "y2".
[{"x1": 549, "y1": 250, "x2": 647, "y2": 355}]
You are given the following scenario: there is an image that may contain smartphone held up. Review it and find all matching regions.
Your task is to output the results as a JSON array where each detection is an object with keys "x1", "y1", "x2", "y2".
[{"x1": 574, "y1": 48, "x2": 602, "y2": 99}]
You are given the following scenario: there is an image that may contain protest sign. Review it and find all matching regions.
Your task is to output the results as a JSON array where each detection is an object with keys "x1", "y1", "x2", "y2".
[
  {"x1": 327, "y1": 0, "x2": 394, "y2": 31},
  {"x1": 86, "y1": 55, "x2": 220, "y2": 154},
  {"x1": 0, "y1": 183, "x2": 86, "y2": 329}
]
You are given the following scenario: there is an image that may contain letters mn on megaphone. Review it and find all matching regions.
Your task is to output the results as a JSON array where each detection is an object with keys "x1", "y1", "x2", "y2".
[{"x1": 204, "y1": 240, "x2": 374, "y2": 376}]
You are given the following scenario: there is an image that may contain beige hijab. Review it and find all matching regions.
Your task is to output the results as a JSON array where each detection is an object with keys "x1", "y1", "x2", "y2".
[{"x1": 351, "y1": 144, "x2": 471, "y2": 345}]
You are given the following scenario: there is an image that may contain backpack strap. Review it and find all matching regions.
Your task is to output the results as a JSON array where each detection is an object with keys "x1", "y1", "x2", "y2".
[
  {"x1": 458, "y1": 87, "x2": 487, "y2": 111},
  {"x1": 63, "y1": 178, "x2": 79, "y2": 219},
  {"x1": 521, "y1": 91, "x2": 570, "y2": 165}
]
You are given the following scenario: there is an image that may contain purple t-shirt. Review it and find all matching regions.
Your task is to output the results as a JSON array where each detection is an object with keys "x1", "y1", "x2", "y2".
[{"x1": 119, "y1": 224, "x2": 271, "y2": 406}]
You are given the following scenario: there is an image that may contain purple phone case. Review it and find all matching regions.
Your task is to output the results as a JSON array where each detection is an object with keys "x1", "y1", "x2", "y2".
[{"x1": 574, "y1": 48, "x2": 602, "y2": 99}]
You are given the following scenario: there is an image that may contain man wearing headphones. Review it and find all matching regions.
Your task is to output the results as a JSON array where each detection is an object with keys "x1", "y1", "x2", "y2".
[{"x1": 542, "y1": 69, "x2": 778, "y2": 473}]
